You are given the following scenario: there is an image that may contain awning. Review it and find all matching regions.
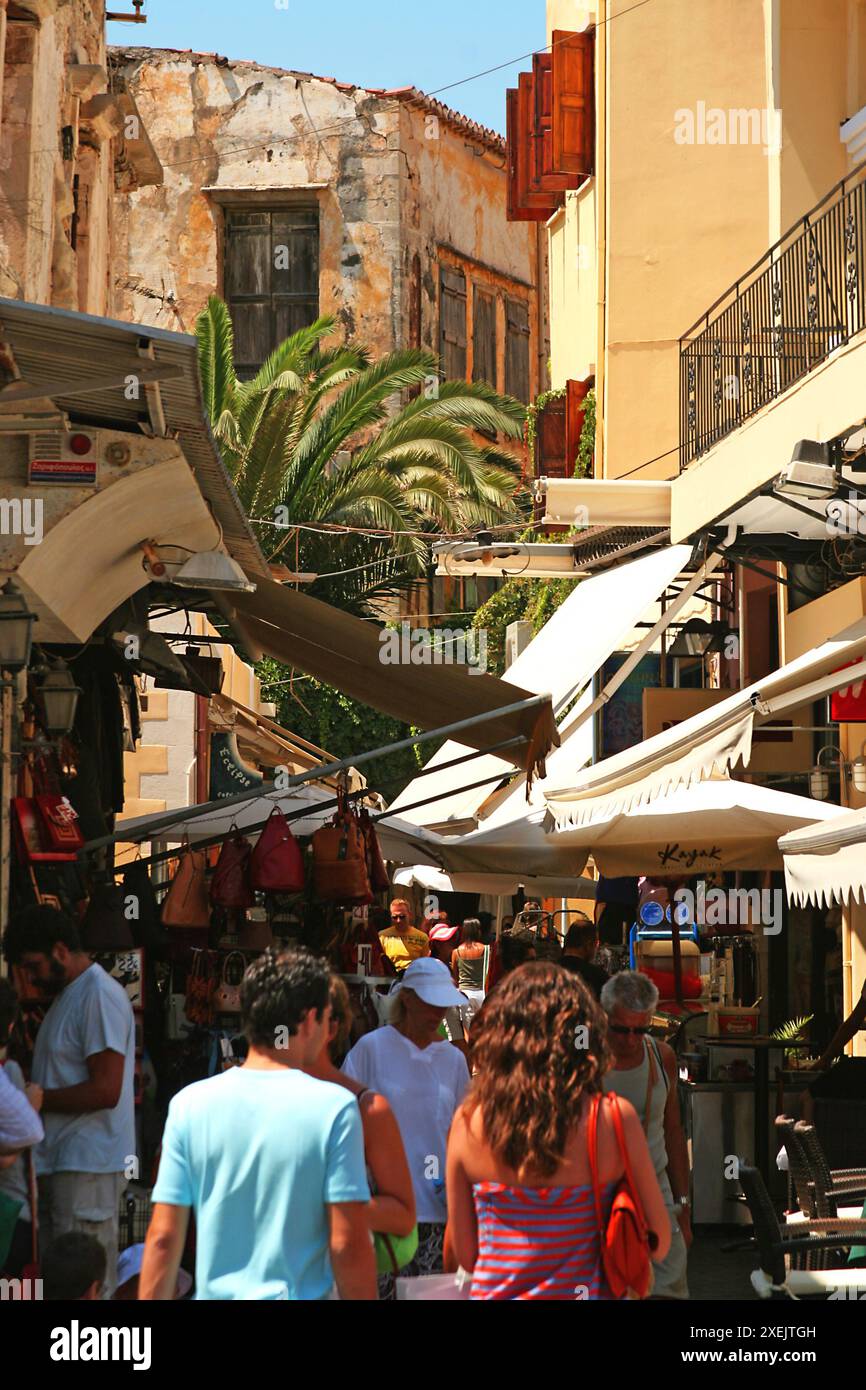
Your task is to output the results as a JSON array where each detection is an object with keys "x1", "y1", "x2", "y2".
[
  {"x1": 228, "y1": 579, "x2": 558, "y2": 779},
  {"x1": 545, "y1": 618, "x2": 866, "y2": 828},
  {"x1": 393, "y1": 863, "x2": 597, "y2": 898},
  {"x1": 438, "y1": 778, "x2": 845, "y2": 879},
  {"x1": 780, "y1": 806, "x2": 866, "y2": 907},
  {"x1": 387, "y1": 544, "x2": 692, "y2": 830},
  {"x1": 538, "y1": 477, "x2": 672, "y2": 529}
]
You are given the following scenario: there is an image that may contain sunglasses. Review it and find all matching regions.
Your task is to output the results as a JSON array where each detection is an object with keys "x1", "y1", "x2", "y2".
[
  {"x1": 391, "y1": 914, "x2": 407, "y2": 921},
  {"x1": 609, "y1": 1024, "x2": 650, "y2": 1037}
]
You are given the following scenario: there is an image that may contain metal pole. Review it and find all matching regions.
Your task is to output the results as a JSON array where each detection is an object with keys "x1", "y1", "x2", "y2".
[{"x1": 82, "y1": 707, "x2": 546, "y2": 854}]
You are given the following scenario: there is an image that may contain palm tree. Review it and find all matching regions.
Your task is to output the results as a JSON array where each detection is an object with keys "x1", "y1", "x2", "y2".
[{"x1": 196, "y1": 296, "x2": 528, "y2": 612}]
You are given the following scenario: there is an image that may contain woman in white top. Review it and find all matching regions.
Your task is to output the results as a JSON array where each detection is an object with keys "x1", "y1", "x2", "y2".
[{"x1": 342, "y1": 958, "x2": 470, "y2": 1298}]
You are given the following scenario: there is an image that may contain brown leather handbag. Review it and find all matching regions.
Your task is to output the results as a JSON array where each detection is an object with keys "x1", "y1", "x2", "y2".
[
  {"x1": 312, "y1": 803, "x2": 372, "y2": 905},
  {"x1": 359, "y1": 809, "x2": 390, "y2": 893},
  {"x1": 161, "y1": 843, "x2": 211, "y2": 929}
]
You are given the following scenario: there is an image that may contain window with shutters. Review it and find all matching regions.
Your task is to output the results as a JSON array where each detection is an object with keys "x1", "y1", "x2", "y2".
[
  {"x1": 472, "y1": 288, "x2": 497, "y2": 388},
  {"x1": 505, "y1": 298, "x2": 531, "y2": 402},
  {"x1": 506, "y1": 30, "x2": 594, "y2": 223},
  {"x1": 224, "y1": 206, "x2": 319, "y2": 378},
  {"x1": 440, "y1": 266, "x2": 467, "y2": 381}
]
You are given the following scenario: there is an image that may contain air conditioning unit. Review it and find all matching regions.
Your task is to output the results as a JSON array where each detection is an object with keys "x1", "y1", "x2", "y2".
[{"x1": 28, "y1": 430, "x2": 99, "y2": 486}]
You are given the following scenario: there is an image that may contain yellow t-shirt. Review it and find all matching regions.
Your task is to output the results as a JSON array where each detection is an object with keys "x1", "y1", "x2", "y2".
[{"x1": 378, "y1": 926, "x2": 430, "y2": 973}]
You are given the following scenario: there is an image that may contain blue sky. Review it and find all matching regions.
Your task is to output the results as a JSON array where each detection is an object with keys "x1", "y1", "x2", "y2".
[{"x1": 106, "y1": 0, "x2": 545, "y2": 136}]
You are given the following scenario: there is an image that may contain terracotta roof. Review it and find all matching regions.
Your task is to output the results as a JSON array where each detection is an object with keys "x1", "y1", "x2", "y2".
[{"x1": 108, "y1": 47, "x2": 506, "y2": 152}]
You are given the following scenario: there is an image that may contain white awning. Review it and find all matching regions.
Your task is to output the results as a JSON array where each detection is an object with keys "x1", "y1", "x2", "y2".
[
  {"x1": 388, "y1": 544, "x2": 692, "y2": 831},
  {"x1": 779, "y1": 806, "x2": 866, "y2": 907},
  {"x1": 393, "y1": 863, "x2": 597, "y2": 898},
  {"x1": 545, "y1": 618, "x2": 866, "y2": 828},
  {"x1": 539, "y1": 477, "x2": 672, "y2": 529},
  {"x1": 438, "y1": 778, "x2": 845, "y2": 879}
]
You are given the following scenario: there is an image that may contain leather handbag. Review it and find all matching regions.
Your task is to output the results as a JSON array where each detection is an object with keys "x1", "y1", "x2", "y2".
[
  {"x1": 213, "y1": 951, "x2": 246, "y2": 1014},
  {"x1": 249, "y1": 808, "x2": 305, "y2": 894},
  {"x1": 122, "y1": 859, "x2": 168, "y2": 951},
  {"x1": 161, "y1": 843, "x2": 211, "y2": 929},
  {"x1": 211, "y1": 828, "x2": 254, "y2": 911},
  {"x1": 238, "y1": 905, "x2": 273, "y2": 953},
  {"x1": 312, "y1": 804, "x2": 372, "y2": 905},
  {"x1": 588, "y1": 1091, "x2": 654, "y2": 1300},
  {"x1": 80, "y1": 882, "x2": 135, "y2": 952},
  {"x1": 359, "y1": 809, "x2": 389, "y2": 893}
]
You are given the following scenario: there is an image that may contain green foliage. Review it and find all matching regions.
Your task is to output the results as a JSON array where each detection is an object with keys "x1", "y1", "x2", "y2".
[
  {"x1": 257, "y1": 657, "x2": 426, "y2": 796},
  {"x1": 472, "y1": 533, "x2": 581, "y2": 678},
  {"x1": 770, "y1": 1015, "x2": 814, "y2": 1043},
  {"x1": 576, "y1": 387, "x2": 596, "y2": 478},
  {"x1": 196, "y1": 296, "x2": 527, "y2": 615}
]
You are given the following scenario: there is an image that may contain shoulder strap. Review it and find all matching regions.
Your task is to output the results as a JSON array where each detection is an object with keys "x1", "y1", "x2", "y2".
[
  {"x1": 587, "y1": 1093, "x2": 605, "y2": 1236},
  {"x1": 606, "y1": 1091, "x2": 639, "y2": 1199}
]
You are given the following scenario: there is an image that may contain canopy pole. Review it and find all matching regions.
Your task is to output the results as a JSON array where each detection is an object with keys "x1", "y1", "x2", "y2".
[{"x1": 84, "y1": 713, "x2": 543, "y2": 855}]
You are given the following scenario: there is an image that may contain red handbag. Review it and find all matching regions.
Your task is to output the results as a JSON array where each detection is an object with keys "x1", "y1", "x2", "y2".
[
  {"x1": 359, "y1": 809, "x2": 389, "y2": 893},
  {"x1": 588, "y1": 1091, "x2": 654, "y2": 1300},
  {"x1": 211, "y1": 828, "x2": 254, "y2": 910},
  {"x1": 35, "y1": 794, "x2": 84, "y2": 853},
  {"x1": 249, "y1": 808, "x2": 305, "y2": 894}
]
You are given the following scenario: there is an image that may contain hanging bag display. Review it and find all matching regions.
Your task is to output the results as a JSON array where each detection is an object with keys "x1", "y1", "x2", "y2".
[
  {"x1": 35, "y1": 794, "x2": 85, "y2": 855},
  {"x1": 249, "y1": 808, "x2": 305, "y2": 894},
  {"x1": 588, "y1": 1091, "x2": 654, "y2": 1300},
  {"x1": 238, "y1": 905, "x2": 274, "y2": 953},
  {"x1": 311, "y1": 797, "x2": 372, "y2": 906},
  {"x1": 213, "y1": 951, "x2": 247, "y2": 1014},
  {"x1": 359, "y1": 809, "x2": 389, "y2": 893},
  {"x1": 161, "y1": 842, "x2": 211, "y2": 929},
  {"x1": 121, "y1": 859, "x2": 167, "y2": 951},
  {"x1": 210, "y1": 828, "x2": 255, "y2": 911}
]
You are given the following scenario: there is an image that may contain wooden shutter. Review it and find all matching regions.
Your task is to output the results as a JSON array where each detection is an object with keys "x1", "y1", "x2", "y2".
[
  {"x1": 566, "y1": 377, "x2": 592, "y2": 476},
  {"x1": 531, "y1": 53, "x2": 572, "y2": 194},
  {"x1": 507, "y1": 82, "x2": 557, "y2": 222},
  {"x1": 536, "y1": 395, "x2": 567, "y2": 479},
  {"x1": 440, "y1": 265, "x2": 467, "y2": 380},
  {"x1": 225, "y1": 206, "x2": 319, "y2": 377},
  {"x1": 552, "y1": 30, "x2": 595, "y2": 178},
  {"x1": 472, "y1": 288, "x2": 497, "y2": 388},
  {"x1": 505, "y1": 297, "x2": 531, "y2": 402}
]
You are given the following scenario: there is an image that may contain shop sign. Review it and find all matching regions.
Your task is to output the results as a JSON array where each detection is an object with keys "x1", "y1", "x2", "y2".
[{"x1": 209, "y1": 731, "x2": 263, "y2": 800}]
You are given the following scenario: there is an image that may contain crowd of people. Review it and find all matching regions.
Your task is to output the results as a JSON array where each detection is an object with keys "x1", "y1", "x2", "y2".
[{"x1": 0, "y1": 893, "x2": 701, "y2": 1301}]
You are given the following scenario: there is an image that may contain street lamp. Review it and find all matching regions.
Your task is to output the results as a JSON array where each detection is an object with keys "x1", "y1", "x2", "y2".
[
  {"x1": 38, "y1": 664, "x2": 81, "y2": 735},
  {"x1": 668, "y1": 618, "x2": 732, "y2": 658},
  {"x1": 809, "y1": 744, "x2": 846, "y2": 801},
  {"x1": 0, "y1": 582, "x2": 36, "y2": 673}
]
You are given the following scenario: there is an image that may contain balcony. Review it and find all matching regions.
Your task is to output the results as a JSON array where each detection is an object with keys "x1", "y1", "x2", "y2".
[{"x1": 680, "y1": 160, "x2": 866, "y2": 471}]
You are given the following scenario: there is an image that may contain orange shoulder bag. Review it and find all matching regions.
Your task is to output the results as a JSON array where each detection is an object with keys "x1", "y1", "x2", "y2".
[{"x1": 588, "y1": 1091, "x2": 654, "y2": 1300}]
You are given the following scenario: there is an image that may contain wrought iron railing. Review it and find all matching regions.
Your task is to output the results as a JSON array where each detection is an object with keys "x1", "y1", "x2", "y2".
[{"x1": 680, "y1": 159, "x2": 866, "y2": 470}]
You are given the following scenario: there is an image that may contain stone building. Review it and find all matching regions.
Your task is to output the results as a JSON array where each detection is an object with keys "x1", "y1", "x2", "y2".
[
  {"x1": 108, "y1": 47, "x2": 547, "y2": 408},
  {"x1": 0, "y1": 0, "x2": 159, "y2": 313}
]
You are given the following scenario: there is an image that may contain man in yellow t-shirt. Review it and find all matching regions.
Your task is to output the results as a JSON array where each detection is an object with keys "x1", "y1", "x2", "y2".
[{"x1": 378, "y1": 899, "x2": 430, "y2": 975}]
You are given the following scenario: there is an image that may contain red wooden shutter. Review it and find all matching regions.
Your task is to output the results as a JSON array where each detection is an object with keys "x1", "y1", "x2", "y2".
[
  {"x1": 536, "y1": 395, "x2": 567, "y2": 479},
  {"x1": 507, "y1": 88, "x2": 539, "y2": 222},
  {"x1": 566, "y1": 377, "x2": 592, "y2": 477},
  {"x1": 519, "y1": 73, "x2": 559, "y2": 214},
  {"x1": 552, "y1": 30, "x2": 595, "y2": 178},
  {"x1": 531, "y1": 53, "x2": 571, "y2": 195}
]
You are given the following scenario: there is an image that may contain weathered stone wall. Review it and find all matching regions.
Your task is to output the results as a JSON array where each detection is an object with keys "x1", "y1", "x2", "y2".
[{"x1": 0, "y1": 0, "x2": 115, "y2": 311}]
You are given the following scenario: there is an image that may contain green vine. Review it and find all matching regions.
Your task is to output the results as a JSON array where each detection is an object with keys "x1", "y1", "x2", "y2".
[
  {"x1": 524, "y1": 386, "x2": 566, "y2": 470},
  {"x1": 576, "y1": 387, "x2": 596, "y2": 478}
]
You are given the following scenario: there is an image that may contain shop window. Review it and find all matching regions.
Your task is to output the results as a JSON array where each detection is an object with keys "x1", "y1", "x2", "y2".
[
  {"x1": 223, "y1": 206, "x2": 319, "y2": 378},
  {"x1": 439, "y1": 265, "x2": 467, "y2": 381},
  {"x1": 505, "y1": 298, "x2": 530, "y2": 402}
]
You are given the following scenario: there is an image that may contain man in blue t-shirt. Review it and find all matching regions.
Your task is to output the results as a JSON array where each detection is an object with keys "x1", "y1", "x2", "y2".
[
  {"x1": 141, "y1": 947, "x2": 375, "y2": 1300},
  {"x1": 4, "y1": 906, "x2": 135, "y2": 1298}
]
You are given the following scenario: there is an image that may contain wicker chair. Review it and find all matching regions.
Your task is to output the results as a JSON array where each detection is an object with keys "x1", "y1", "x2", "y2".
[
  {"x1": 794, "y1": 1121, "x2": 866, "y2": 1219},
  {"x1": 775, "y1": 1116, "x2": 815, "y2": 1217},
  {"x1": 738, "y1": 1161, "x2": 866, "y2": 1299}
]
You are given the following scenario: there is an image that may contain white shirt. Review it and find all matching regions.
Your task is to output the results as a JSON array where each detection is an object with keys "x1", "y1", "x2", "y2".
[
  {"x1": 343, "y1": 1026, "x2": 469, "y2": 1224},
  {"x1": 32, "y1": 964, "x2": 135, "y2": 1176},
  {"x1": 0, "y1": 1065, "x2": 43, "y2": 1153}
]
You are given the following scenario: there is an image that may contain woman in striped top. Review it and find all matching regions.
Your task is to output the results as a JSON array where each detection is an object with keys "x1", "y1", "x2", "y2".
[{"x1": 446, "y1": 962, "x2": 670, "y2": 1299}]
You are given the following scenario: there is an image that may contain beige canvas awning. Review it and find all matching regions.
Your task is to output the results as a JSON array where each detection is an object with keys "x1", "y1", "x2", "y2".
[
  {"x1": 228, "y1": 579, "x2": 558, "y2": 781},
  {"x1": 208, "y1": 693, "x2": 366, "y2": 791},
  {"x1": 780, "y1": 806, "x2": 866, "y2": 907},
  {"x1": 545, "y1": 618, "x2": 866, "y2": 828}
]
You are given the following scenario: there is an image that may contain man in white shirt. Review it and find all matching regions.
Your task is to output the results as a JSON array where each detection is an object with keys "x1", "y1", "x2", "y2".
[{"x1": 4, "y1": 906, "x2": 135, "y2": 1298}]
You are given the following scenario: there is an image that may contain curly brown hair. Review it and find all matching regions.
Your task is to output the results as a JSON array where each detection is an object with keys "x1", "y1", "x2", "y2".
[{"x1": 465, "y1": 961, "x2": 610, "y2": 1181}]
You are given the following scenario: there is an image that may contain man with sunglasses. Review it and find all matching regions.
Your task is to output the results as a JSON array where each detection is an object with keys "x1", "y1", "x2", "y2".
[
  {"x1": 601, "y1": 970, "x2": 691, "y2": 1299},
  {"x1": 378, "y1": 899, "x2": 430, "y2": 976}
]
